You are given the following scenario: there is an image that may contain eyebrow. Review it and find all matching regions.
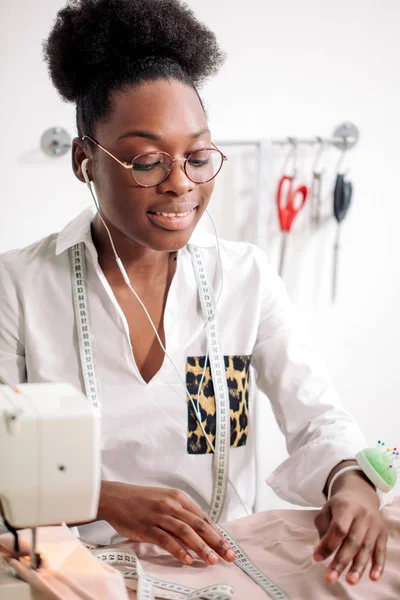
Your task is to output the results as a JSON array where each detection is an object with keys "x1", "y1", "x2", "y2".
[{"x1": 117, "y1": 128, "x2": 210, "y2": 142}]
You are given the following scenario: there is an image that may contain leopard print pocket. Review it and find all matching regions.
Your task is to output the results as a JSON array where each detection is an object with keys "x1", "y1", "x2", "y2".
[{"x1": 186, "y1": 355, "x2": 251, "y2": 454}]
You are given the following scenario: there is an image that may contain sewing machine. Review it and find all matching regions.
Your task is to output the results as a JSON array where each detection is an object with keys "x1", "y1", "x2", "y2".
[{"x1": 0, "y1": 382, "x2": 128, "y2": 599}]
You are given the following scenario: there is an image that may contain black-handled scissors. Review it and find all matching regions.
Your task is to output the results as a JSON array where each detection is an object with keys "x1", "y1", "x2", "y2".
[{"x1": 332, "y1": 174, "x2": 353, "y2": 302}]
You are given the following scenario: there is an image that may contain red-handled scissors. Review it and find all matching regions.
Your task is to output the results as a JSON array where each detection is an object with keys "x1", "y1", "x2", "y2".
[{"x1": 276, "y1": 145, "x2": 308, "y2": 276}]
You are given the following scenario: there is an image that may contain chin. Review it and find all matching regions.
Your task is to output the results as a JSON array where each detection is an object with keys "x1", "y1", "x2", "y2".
[{"x1": 144, "y1": 228, "x2": 196, "y2": 252}]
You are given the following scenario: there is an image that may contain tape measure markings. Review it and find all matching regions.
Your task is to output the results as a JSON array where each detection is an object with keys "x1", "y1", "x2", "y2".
[
  {"x1": 70, "y1": 244, "x2": 100, "y2": 419},
  {"x1": 218, "y1": 526, "x2": 289, "y2": 600},
  {"x1": 188, "y1": 245, "x2": 230, "y2": 523}
]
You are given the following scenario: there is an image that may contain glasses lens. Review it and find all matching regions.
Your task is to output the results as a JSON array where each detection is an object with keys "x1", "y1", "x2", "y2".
[
  {"x1": 131, "y1": 153, "x2": 171, "y2": 186},
  {"x1": 186, "y1": 149, "x2": 223, "y2": 183}
]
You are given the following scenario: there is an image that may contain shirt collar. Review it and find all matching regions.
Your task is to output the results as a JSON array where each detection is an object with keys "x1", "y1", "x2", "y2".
[
  {"x1": 55, "y1": 207, "x2": 216, "y2": 256},
  {"x1": 55, "y1": 206, "x2": 95, "y2": 255}
]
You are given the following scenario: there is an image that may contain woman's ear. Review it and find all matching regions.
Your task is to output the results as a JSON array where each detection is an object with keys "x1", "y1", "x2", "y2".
[{"x1": 72, "y1": 137, "x2": 92, "y2": 184}]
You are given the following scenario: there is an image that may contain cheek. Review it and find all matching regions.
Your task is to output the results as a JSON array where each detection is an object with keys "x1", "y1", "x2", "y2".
[
  {"x1": 198, "y1": 180, "x2": 215, "y2": 209},
  {"x1": 107, "y1": 189, "x2": 153, "y2": 231},
  {"x1": 93, "y1": 163, "x2": 120, "y2": 208},
  {"x1": 94, "y1": 164, "x2": 149, "y2": 217}
]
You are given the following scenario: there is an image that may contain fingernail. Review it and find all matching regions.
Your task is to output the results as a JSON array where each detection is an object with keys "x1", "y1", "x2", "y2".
[
  {"x1": 184, "y1": 554, "x2": 193, "y2": 565},
  {"x1": 314, "y1": 553, "x2": 323, "y2": 562},
  {"x1": 207, "y1": 552, "x2": 219, "y2": 565},
  {"x1": 371, "y1": 567, "x2": 382, "y2": 580},
  {"x1": 327, "y1": 569, "x2": 338, "y2": 584},
  {"x1": 348, "y1": 572, "x2": 360, "y2": 584},
  {"x1": 226, "y1": 549, "x2": 236, "y2": 561}
]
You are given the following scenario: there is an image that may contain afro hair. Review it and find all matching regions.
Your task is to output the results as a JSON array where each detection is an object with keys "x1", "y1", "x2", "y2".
[{"x1": 43, "y1": 0, "x2": 225, "y2": 136}]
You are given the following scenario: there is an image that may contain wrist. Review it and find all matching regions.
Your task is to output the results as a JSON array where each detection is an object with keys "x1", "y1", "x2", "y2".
[
  {"x1": 325, "y1": 460, "x2": 377, "y2": 501},
  {"x1": 97, "y1": 480, "x2": 136, "y2": 521},
  {"x1": 329, "y1": 470, "x2": 379, "y2": 509},
  {"x1": 324, "y1": 460, "x2": 358, "y2": 497},
  {"x1": 332, "y1": 469, "x2": 375, "y2": 493},
  {"x1": 97, "y1": 480, "x2": 117, "y2": 521}
]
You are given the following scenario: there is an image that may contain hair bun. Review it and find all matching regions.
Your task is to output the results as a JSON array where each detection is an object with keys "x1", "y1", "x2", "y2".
[{"x1": 43, "y1": 0, "x2": 225, "y2": 102}]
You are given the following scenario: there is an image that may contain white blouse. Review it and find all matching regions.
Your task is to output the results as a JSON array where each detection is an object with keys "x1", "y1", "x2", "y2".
[{"x1": 0, "y1": 207, "x2": 367, "y2": 544}]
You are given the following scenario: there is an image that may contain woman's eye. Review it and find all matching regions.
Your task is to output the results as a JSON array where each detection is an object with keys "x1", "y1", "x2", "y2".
[
  {"x1": 189, "y1": 158, "x2": 209, "y2": 167},
  {"x1": 132, "y1": 160, "x2": 162, "y2": 171}
]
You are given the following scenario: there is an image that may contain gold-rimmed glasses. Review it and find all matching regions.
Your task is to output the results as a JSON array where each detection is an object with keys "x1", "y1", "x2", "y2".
[{"x1": 82, "y1": 135, "x2": 227, "y2": 188}]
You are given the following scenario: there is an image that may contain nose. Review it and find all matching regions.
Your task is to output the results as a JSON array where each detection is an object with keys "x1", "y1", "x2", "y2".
[{"x1": 158, "y1": 159, "x2": 195, "y2": 196}]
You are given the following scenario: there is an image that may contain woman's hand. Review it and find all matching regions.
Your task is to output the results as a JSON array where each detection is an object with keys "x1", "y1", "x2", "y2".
[
  {"x1": 98, "y1": 481, "x2": 236, "y2": 566},
  {"x1": 313, "y1": 472, "x2": 388, "y2": 585}
]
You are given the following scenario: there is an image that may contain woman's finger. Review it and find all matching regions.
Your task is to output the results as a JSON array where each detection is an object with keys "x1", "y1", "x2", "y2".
[
  {"x1": 314, "y1": 504, "x2": 331, "y2": 541},
  {"x1": 172, "y1": 493, "x2": 236, "y2": 560},
  {"x1": 158, "y1": 515, "x2": 229, "y2": 565},
  {"x1": 324, "y1": 517, "x2": 370, "y2": 585},
  {"x1": 160, "y1": 489, "x2": 216, "y2": 529},
  {"x1": 314, "y1": 502, "x2": 354, "y2": 562},
  {"x1": 178, "y1": 492, "x2": 222, "y2": 532},
  {"x1": 148, "y1": 525, "x2": 194, "y2": 565},
  {"x1": 180, "y1": 509, "x2": 236, "y2": 561},
  {"x1": 370, "y1": 531, "x2": 387, "y2": 581},
  {"x1": 345, "y1": 526, "x2": 379, "y2": 585}
]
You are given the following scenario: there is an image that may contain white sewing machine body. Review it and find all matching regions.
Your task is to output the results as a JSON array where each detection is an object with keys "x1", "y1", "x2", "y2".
[
  {"x1": 0, "y1": 383, "x2": 100, "y2": 528},
  {"x1": 0, "y1": 384, "x2": 130, "y2": 600}
]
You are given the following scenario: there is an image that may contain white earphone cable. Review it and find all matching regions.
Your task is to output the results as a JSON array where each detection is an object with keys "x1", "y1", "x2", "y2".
[
  {"x1": 85, "y1": 173, "x2": 249, "y2": 516},
  {"x1": 87, "y1": 179, "x2": 213, "y2": 449},
  {"x1": 205, "y1": 209, "x2": 224, "y2": 309}
]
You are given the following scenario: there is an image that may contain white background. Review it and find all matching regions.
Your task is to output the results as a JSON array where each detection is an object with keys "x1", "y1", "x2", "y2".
[{"x1": 1, "y1": 0, "x2": 400, "y2": 508}]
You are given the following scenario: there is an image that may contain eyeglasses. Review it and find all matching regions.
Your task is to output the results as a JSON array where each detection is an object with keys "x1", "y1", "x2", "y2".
[{"x1": 82, "y1": 135, "x2": 227, "y2": 188}]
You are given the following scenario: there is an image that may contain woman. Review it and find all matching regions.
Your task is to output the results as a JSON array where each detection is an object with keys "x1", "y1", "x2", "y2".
[{"x1": 0, "y1": 0, "x2": 387, "y2": 587}]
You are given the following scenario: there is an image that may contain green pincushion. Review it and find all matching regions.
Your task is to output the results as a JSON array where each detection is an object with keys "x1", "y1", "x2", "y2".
[{"x1": 356, "y1": 444, "x2": 398, "y2": 493}]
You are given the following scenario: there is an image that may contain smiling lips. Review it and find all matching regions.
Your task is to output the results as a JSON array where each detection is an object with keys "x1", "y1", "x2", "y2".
[{"x1": 147, "y1": 207, "x2": 197, "y2": 231}]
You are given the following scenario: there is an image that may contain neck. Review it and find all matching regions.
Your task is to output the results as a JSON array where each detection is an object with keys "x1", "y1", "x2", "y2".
[{"x1": 91, "y1": 214, "x2": 175, "y2": 281}]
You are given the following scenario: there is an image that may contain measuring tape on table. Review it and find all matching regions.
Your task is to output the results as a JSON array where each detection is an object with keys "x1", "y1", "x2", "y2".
[
  {"x1": 91, "y1": 540, "x2": 233, "y2": 600},
  {"x1": 70, "y1": 242, "x2": 290, "y2": 600},
  {"x1": 84, "y1": 524, "x2": 289, "y2": 600}
]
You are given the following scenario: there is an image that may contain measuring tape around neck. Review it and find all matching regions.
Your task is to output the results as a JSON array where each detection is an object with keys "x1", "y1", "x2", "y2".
[
  {"x1": 70, "y1": 244, "x2": 101, "y2": 420},
  {"x1": 70, "y1": 242, "x2": 290, "y2": 600},
  {"x1": 70, "y1": 242, "x2": 229, "y2": 521},
  {"x1": 188, "y1": 244, "x2": 230, "y2": 523}
]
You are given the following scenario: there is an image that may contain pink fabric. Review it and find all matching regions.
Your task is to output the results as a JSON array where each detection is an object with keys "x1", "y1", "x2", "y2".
[
  {"x1": 0, "y1": 525, "x2": 129, "y2": 600},
  {"x1": 125, "y1": 498, "x2": 400, "y2": 599}
]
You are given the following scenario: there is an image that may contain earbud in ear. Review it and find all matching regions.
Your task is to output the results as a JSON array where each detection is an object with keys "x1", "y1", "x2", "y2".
[{"x1": 81, "y1": 158, "x2": 91, "y2": 186}]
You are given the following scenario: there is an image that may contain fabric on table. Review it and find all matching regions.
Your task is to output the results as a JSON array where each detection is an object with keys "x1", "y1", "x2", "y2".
[{"x1": 122, "y1": 497, "x2": 400, "y2": 599}]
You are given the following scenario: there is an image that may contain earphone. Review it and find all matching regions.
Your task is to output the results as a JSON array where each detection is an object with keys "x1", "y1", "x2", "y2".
[
  {"x1": 81, "y1": 160, "x2": 249, "y2": 515},
  {"x1": 81, "y1": 158, "x2": 91, "y2": 185}
]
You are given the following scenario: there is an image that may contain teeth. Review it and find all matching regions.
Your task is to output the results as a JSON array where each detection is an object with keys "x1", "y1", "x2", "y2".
[{"x1": 155, "y1": 211, "x2": 190, "y2": 217}]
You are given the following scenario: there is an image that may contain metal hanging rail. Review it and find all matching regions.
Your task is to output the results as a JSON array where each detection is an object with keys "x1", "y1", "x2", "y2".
[
  {"x1": 216, "y1": 123, "x2": 359, "y2": 152},
  {"x1": 40, "y1": 122, "x2": 359, "y2": 157}
]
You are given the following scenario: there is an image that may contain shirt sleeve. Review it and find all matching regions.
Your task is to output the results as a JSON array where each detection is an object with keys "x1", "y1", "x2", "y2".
[
  {"x1": 0, "y1": 256, "x2": 26, "y2": 385},
  {"x1": 251, "y1": 249, "x2": 368, "y2": 508}
]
